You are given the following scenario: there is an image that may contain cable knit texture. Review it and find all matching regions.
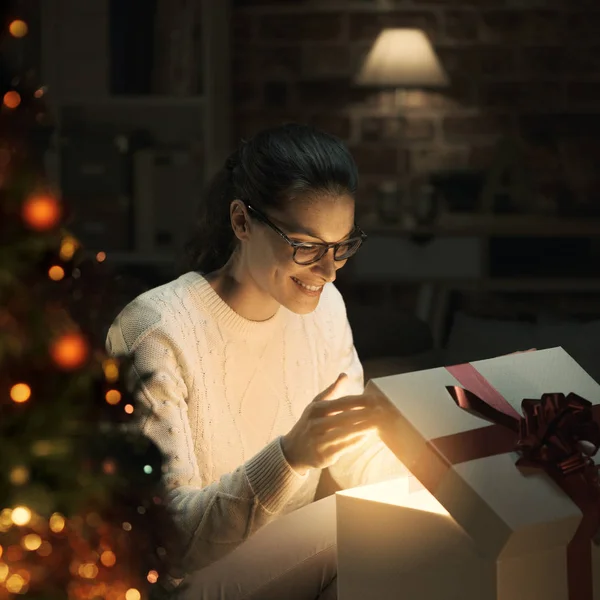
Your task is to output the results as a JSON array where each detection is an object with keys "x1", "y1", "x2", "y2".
[{"x1": 105, "y1": 271, "x2": 403, "y2": 576}]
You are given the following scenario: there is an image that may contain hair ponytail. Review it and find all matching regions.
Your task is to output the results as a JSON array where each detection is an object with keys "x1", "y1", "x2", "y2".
[{"x1": 181, "y1": 167, "x2": 237, "y2": 274}]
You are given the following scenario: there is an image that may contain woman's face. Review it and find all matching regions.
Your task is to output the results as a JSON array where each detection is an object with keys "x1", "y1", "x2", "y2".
[{"x1": 242, "y1": 193, "x2": 356, "y2": 315}]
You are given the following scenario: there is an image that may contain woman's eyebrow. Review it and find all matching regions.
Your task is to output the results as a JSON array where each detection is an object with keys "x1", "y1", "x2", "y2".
[{"x1": 286, "y1": 223, "x2": 356, "y2": 243}]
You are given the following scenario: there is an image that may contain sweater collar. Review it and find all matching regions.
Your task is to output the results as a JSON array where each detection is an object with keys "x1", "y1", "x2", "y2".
[{"x1": 183, "y1": 272, "x2": 285, "y2": 339}]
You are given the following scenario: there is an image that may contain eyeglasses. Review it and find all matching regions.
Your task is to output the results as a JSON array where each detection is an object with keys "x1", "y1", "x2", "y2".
[{"x1": 245, "y1": 203, "x2": 367, "y2": 266}]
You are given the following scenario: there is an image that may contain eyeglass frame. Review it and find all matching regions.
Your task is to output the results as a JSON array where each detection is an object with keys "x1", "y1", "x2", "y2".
[{"x1": 244, "y1": 203, "x2": 367, "y2": 266}]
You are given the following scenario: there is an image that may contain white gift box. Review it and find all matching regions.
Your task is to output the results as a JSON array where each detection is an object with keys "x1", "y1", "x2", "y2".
[{"x1": 336, "y1": 347, "x2": 600, "y2": 600}]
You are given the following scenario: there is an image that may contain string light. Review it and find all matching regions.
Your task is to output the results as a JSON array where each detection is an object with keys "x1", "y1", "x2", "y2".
[
  {"x1": 49, "y1": 332, "x2": 89, "y2": 370},
  {"x1": 103, "y1": 359, "x2": 119, "y2": 382},
  {"x1": 3, "y1": 91, "x2": 21, "y2": 109},
  {"x1": 124, "y1": 404, "x2": 134, "y2": 414},
  {"x1": 48, "y1": 513, "x2": 65, "y2": 533},
  {"x1": 59, "y1": 236, "x2": 78, "y2": 260},
  {"x1": 48, "y1": 265, "x2": 65, "y2": 281},
  {"x1": 21, "y1": 534, "x2": 42, "y2": 551},
  {"x1": 105, "y1": 389, "x2": 121, "y2": 405},
  {"x1": 100, "y1": 550, "x2": 116, "y2": 567},
  {"x1": 9, "y1": 20, "x2": 28, "y2": 38},
  {"x1": 9, "y1": 466, "x2": 29, "y2": 485},
  {"x1": 9, "y1": 383, "x2": 31, "y2": 403},
  {"x1": 5, "y1": 573, "x2": 26, "y2": 594},
  {"x1": 21, "y1": 193, "x2": 61, "y2": 231},
  {"x1": 11, "y1": 506, "x2": 31, "y2": 526},
  {"x1": 147, "y1": 570, "x2": 159, "y2": 584},
  {"x1": 125, "y1": 589, "x2": 141, "y2": 600},
  {"x1": 96, "y1": 251, "x2": 106, "y2": 263}
]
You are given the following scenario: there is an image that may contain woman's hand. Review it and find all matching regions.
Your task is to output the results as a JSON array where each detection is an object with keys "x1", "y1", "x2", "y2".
[{"x1": 281, "y1": 373, "x2": 392, "y2": 476}]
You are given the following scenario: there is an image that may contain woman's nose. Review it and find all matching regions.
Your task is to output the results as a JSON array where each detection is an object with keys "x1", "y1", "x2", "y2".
[{"x1": 312, "y1": 248, "x2": 338, "y2": 282}]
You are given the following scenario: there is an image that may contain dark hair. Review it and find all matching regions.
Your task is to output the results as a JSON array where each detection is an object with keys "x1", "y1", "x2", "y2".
[{"x1": 182, "y1": 123, "x2": 359, "y2": 274}]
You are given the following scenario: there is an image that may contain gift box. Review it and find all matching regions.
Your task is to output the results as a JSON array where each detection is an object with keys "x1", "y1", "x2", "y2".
[{"x1": 336, "y1": 347, "x2": 600, "y2": 600}]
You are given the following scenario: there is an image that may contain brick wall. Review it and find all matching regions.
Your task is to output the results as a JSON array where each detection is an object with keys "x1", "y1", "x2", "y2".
[{"x1": 232, "y1": 0, "x2": 600, "y2": 219}]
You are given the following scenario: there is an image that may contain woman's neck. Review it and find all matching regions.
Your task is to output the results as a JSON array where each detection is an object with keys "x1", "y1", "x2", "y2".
[{"x1": 205, "y1": 260, "x2": 280, "y2": 323}]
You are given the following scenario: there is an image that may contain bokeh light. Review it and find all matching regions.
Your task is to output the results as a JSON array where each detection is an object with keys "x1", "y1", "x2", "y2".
[
  {"x1": 48, "y1": 265, "x2": 65, "y2": 281},
  {"x1": 147, "y1": 570, "x2": 159, "y2": 583},
  {"x1": 103, "y1": 359, "x2": 119, "y2": 382},
  {"x1": 125, "y1": 589, "x2": 141, "y2": 600},
  {"x1": 100, "y1": 550, "x2": 116, "y2": 567},
  {"x1": 124, "y1": 404, "x2": 134, "y2": 414},
  {"x1": 10, "y1": 383, "x2": 31, "y2": 403},
  {"x1": 9, "y1": 466, "x2": 29, "y2": 486},
  {"x1": 96, "y1": 251, "x2": 106, "y2": 263},
  {"x1": 21, "y1": 193, "x2": 61, "y2": 231},
  {"x1": 49, "y1": 513, "x2": 65, "y2": 533},
  {"x1": 3, "y1": 91, "x2": 21, "y2": 109},
  {"x1": 11, "y1": 507, "x2": 31, "y2": 526},
  {"x1": 9, "y1": 20, "x2": 28, "y2": 38},
  {"x1": 21, "y1": 534, "x2": 42, "y2": 551},
  {"x1": 59, "y1": 236, "x2": 78, "y2": 260},
  {"x1": 105, "y1": 389, "x2": 121, "y2": 405},
  {"x1": 50, "y1": 332, "x2": 89, "y2": 370}
]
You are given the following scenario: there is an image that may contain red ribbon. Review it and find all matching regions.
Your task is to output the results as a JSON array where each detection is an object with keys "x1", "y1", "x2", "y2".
[{"x1": 440, "y1": 363, "x2": 600, "y2": 600}]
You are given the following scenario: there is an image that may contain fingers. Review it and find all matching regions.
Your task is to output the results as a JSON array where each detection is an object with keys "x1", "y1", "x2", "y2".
[
  {"x1": 316, "y1": 373, "x2": 348, "y2": 402},
  {"x1": 313, "y1": 393, "x2": 374, "y2": 416}
]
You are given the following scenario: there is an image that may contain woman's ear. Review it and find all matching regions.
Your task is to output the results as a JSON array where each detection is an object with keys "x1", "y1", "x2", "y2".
[{"x1": 230, "y1": 199, "x2": 250, "y2": 241}]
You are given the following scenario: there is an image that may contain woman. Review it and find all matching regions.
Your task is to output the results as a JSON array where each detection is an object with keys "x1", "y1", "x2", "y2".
[{"x1": 106, "y1": 123, "x2": 404, "y2": 599}]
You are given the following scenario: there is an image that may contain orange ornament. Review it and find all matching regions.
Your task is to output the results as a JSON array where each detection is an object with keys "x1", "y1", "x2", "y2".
[
  {"x1": 50, "y1": 333, "x2": 89, "y2": 370},
  {"x1": 21, "y1": 193, "x2": 62, "y2": 231}
]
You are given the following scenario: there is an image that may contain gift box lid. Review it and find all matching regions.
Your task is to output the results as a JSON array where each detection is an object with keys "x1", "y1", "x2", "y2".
[{"x1": 368, "y1": 347, "x2": 600, "y2": 558}]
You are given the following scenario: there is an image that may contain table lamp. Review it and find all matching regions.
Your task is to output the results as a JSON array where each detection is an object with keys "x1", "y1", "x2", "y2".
[{"x1": 355, "y1": 28, "x2": 449, "y2": 226}]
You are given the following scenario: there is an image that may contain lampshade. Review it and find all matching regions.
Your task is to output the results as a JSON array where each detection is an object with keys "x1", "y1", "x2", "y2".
[{"x1": 356, "y1": 28, "x2": 449, "y2": 87}]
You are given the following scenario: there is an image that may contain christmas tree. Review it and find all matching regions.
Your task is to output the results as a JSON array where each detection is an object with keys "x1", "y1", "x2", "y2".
[{"x1": 0, "y1": 7, "x2": 173, "y2": 600}]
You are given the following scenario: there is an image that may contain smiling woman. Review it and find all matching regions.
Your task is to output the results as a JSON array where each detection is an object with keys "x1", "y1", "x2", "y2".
[{"x1": 105, "y1": 123, "x2": 404, "y2": 600}]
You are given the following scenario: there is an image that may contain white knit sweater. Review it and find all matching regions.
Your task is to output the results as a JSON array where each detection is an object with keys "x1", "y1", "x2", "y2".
[{"x1": 106, "y1": 271, "x2": 402, "y2": 575}]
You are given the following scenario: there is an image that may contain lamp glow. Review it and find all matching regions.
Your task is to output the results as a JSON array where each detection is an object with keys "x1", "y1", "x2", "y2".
[{"x1": 356, "y1": 29, "x2": 448, "y2": 88}]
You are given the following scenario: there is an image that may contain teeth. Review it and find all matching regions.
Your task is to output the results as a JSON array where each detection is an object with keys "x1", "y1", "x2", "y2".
[{"x1": 292, "y1": 277, "x2": 322, "y2": 292}]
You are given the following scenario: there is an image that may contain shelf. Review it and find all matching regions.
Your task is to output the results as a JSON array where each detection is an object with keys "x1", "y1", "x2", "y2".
[
  {"x1": 364, "y1": 213, "x2": 600, "y2": 238},
  {"x1": 59, "y1": 96, "x2": 205, "y2": 108}
]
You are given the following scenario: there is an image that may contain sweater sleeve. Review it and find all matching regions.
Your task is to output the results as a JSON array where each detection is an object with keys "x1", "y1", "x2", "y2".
[
  {"x1": 325, "y1": 287, "x2": 408, "y2": 490},
  {"x1": 105, "y1": 300, "x2": 308, "y2": 575}
]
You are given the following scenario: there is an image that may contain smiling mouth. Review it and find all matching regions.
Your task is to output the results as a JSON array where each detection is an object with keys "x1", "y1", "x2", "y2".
[{"x1": 291, "y1": 277, "x2": 323, "y2": 293}]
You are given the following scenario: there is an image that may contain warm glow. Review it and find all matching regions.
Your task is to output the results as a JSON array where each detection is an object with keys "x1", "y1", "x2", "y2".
[
  {"x1": 356, "y1": 28, "x2": 449, "y2": 87},
  {"x1": 49, "y1": 513, "x2": 65, "y2": 533},
  {"x1": 100, "y1": 550, "x2": 116, "y2": 567},
  {"x1": 59, "y1": 237, "x2": 78, "y2": 260},
  {"x1": 124, "y1": 404, "x2": 134, "y2": 414},
  {"x1": 34, "y1": 87, "x2": 46, "y2": 98},
  {"x1": 79, "y1": 563, "x2": 99, "y2": 579},
  {"x1": 9, "y1": 20, "x2": 28, "y2": 38},
  {"x1": 11, "y1": 507, "x2": 31, "y2": 526},
  {"x1": 10, "y1": 383, "x2": 31, "y2": 403},
  {"x1": 5, "y1": 573, "x2": 25, "y2": 594},
  {"x1": 147, "y1": 570, "x2": 159, "y2": 584},
  {"x1": 48, "y1": 265, "x2": 65, "y2": 281},
  {"x1": 21, "y1": 534, "x2": 42, "y2": 551},
  {"x1": 50, "y1": 332, "x2": 89, "y2": 370},
  {"x1": 105, "y1": 389, "x2": 121, "y2": 405},
  {"x1": 0, "y1": 510, "x2": 12, "y2": 531},
  {"x1": 0, "y1": 563, "x2": 7, "y2": 582},
  {"x1": 122, "y1": 522, "x2": 132, "y2": 531},
  {"x1": 37, "y1": 541, "x2": 52, "y2": 557},
  {"x1": 21, "y1": 193, "x2": 61, "y2": 231},
  {"x1": 103, "y1": 359, "x2": 119, "y2": 382},
  {"x1": 9, "y1": 466, "x2": 29, "y2": 485},
  {"x1": 125, "y1": 589, "x2": 141, "y2": 600},
  {"x1": 337, "y1": 477, "x2": 449, "y2": 516},
  {"x1": 3, "y1": 91, "x2": 21, "y2": 109},
  {"x1": 96, "y1": 251, "x2": 106, "y2": 262}
]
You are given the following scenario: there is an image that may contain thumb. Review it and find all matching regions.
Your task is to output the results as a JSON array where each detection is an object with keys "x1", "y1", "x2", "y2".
[{"x1": 318, "y1": 373, "x2": 348, "y2": 402}]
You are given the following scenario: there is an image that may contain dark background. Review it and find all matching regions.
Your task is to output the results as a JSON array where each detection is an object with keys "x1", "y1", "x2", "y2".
[{"x1": 3, "y1": 0, "x2": 600, "y2": 381}]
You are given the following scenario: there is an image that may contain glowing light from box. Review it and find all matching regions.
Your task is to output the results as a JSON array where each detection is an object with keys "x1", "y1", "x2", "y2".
[{"x1": 338, "y1": 477, "x2": 449, "y2": 516}]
